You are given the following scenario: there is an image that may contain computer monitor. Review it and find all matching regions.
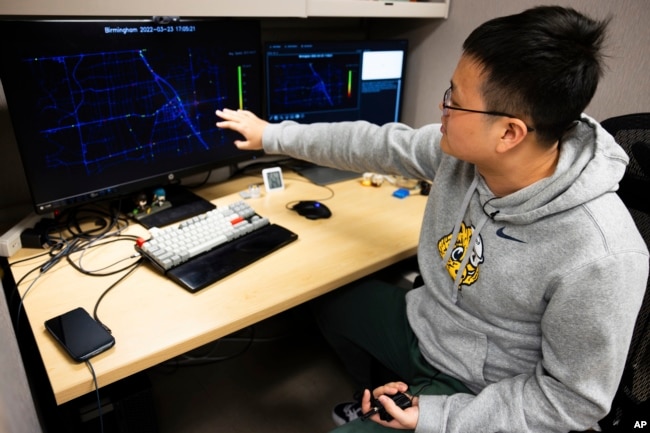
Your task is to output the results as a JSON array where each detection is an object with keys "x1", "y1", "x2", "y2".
[
  {"x1": 263, "y1": 39, "x2": 407, "y2": 184},
  {"x1": 0, "y1": 17, "x2": 263, "y2": 225},
  {"x1": 265, "y1": 39, "x2": 407, "y2": 124}
]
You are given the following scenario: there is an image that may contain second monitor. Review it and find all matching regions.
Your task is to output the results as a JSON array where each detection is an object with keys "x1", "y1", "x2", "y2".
[
  {"x1": 264, "y1": 39, "x2": 408, "y2": 184},
  {"x1": 265, "y1": 39, "x2": 407, "y2": 124}
]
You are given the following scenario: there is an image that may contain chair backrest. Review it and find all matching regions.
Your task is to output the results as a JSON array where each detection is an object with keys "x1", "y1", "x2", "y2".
[{"x1": 599, "y1": 113, "x2": 650, "y2": 431}]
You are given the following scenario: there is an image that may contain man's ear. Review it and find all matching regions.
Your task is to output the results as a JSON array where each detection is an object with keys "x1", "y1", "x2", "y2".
[{"x1": 495, "y1": 119, "x2": 529, "y2": 153}]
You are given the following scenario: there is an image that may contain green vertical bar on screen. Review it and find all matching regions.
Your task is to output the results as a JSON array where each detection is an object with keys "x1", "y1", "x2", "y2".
[{"x1": 238, "y1": 65, "x2": 243, "y2": 109}]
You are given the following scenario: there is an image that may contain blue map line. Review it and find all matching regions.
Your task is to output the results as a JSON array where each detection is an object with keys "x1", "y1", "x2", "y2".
[
  {"x1": 25, "y1": 48, "x2": 226, "y2": 175},
  {"x1": 308, "y1": 63, "x2": 334, "y2": 107}
]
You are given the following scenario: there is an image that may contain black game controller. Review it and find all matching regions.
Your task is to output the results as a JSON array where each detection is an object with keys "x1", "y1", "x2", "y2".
[{"x1": 361, "y1": 392, "x2": 413, "y2": 422}]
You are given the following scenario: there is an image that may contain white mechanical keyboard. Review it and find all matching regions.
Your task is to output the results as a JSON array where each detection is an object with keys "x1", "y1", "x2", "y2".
[
  {"x1": 135, "y1": 200, "x2": 298, "y2": 292},
  {"x1": 137, "y1": 201, "x2": 269, "y2": 271}
]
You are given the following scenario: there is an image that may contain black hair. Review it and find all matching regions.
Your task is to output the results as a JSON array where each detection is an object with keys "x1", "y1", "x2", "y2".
[{"x1": 462, "y1": 6, "x2": 610, "y2": 144}]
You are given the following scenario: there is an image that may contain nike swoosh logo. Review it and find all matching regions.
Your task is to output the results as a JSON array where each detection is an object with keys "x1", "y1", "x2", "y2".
[{"x1": 496, "y1": 227, "x2": 526, "y2": 243}]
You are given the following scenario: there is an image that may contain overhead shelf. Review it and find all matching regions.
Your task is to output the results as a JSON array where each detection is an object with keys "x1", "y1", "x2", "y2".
[
  {"x1": 0, "y1": 0, "x2": 306, "y2": 18},
  {"x1": 0, "y1": 0, "x2": 449, "y2": 19}
]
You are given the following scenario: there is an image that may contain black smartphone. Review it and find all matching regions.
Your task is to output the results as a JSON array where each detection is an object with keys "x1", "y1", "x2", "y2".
[{"x1": 44, "y1": 307, "x2": 115, "y2": 362}]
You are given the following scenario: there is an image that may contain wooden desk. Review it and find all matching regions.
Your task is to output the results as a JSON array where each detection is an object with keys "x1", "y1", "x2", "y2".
[{"x1": 9, "y1": 173, "x2": 426, "y2": 405}]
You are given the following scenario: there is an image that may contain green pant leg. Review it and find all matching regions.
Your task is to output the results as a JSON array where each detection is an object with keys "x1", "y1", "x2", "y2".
[
  {"x1": 309, "y1": 279, "x2": 418, "y2": 389},
  {"x1": 311, "y1": 279, "x2": 473, "y2": 432},
  {"x1": 330, "y1": 417, "x2": 411, "y2": 433}
]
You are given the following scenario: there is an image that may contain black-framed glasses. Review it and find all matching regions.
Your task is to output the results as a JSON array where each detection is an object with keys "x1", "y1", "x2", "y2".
[{"x1": 442, "y1": 87, "x2": 535, "y2": 132}]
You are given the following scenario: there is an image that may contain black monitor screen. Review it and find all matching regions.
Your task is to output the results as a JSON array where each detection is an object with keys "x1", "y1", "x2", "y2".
[
  {"x1": 264, "y1": 39, "x2": 407, "y2": 125},
  {"x1": 0, "y1": 17, "x2": 262, "y2": 215}
]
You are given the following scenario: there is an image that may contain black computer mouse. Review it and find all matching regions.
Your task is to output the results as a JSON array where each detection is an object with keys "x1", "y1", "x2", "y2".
[{"x1": 291, "y1": 200, "x2": 332, "y2": 220}]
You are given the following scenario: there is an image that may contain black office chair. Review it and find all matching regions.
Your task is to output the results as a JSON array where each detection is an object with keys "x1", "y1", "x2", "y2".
[{"x1": 597, "y1": 113, "x2": 650, "y2": 432}]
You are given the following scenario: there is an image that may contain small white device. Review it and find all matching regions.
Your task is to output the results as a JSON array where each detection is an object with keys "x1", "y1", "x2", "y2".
[{"x1": 262, "y1": 167, "x2": 285, "y2": 192}]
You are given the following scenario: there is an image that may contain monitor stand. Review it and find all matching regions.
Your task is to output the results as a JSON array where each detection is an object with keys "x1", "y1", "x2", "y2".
[
  {"x1": 120, "y1": 185, "x2": 215, "y2": 229},
  {"x1": 290, "y1": 161, "x2": 361, "y2": 185}
]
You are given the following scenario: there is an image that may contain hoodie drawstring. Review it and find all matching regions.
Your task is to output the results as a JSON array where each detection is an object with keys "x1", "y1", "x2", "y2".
[{"x1": 441, "y1": 175, "x2": 492, "y2": 303}]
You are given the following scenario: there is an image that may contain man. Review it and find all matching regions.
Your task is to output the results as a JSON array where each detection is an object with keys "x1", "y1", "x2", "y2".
[{"x1": 216, "y1": 6, "x2": 648, "y2": 432}]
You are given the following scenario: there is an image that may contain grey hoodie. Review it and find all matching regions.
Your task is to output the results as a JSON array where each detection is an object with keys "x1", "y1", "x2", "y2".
[{"x1": 262, "y1": 114, "x2": 649, "y2": 433}]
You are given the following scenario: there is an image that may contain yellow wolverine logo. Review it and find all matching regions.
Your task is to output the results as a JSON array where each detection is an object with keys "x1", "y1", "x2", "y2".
[{"x1": 438, "y1": 222, "x2": 484, "y2": 287}]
